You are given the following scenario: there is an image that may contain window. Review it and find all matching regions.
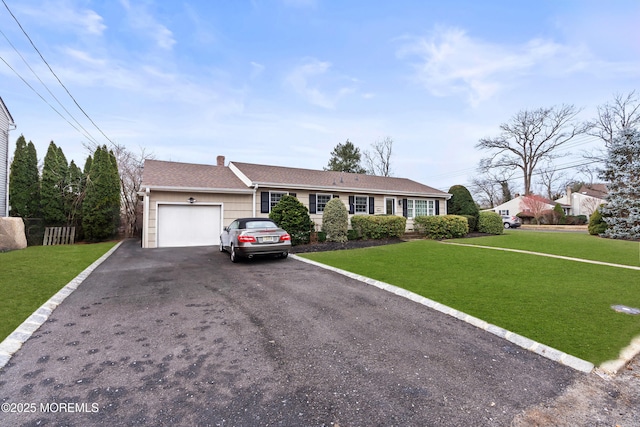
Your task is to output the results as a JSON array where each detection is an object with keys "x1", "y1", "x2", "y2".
[
  {"x1": 355, "y1": 196, "x2": 368, "y2": 214},
  {"x1": 270, "y1": 192, "x2": 287, "y2": 211},
  {"x1": 385, "y1": 198, "x2": 396, "y2": 215},
  {"x1": 499, "y1": 209, "x2": 509, "y2": 215},
  {"x1": 406, "y1": 199, "x2": 435, "y2": 218},
  {"x1": 316, "y1": 194, "x2": 332, "y2": 213}
]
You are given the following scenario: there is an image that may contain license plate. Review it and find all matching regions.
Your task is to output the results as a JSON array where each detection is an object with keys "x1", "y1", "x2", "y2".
[{"x1": 261, "y1": 236, "x2": 274, "y2": 242}]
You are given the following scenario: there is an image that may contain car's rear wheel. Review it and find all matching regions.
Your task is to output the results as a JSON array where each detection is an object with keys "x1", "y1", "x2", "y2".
[
  {"x1": 504, "y1": 223, "x2": 511, "y2": 229},
  {"x1": 280, "y1": 252, "x2": 288, "y2": 259},
  {"x1": 230, "y1": 244, "x2": 238, "y2": 263}
]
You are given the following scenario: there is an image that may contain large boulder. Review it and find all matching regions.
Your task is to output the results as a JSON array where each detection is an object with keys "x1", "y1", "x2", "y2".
[{"x1": 0, "y1": 217, "x2": 28, "y2": 251}]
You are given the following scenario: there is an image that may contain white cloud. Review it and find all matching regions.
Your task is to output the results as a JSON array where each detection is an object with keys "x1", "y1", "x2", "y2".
[
  {"x1": 397, "y1": 27, "x2": 585, "y2": 106},
  {"x1": 250, "y1": 61, "x2": 265, "y2": 79},
  {"x1": 119, "y1": 0, "x2": 176, "y2": 50},
  {"x1": 285, "y1": 58, "x2": 356, "y2": 109},
  {"x1": 15, "y1": 1, "x2": 106, "y2": 35}
]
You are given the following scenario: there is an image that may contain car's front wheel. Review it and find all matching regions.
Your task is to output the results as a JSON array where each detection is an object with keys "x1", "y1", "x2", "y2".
[{"x1": 219, "y1": 239, "x2": 225, "y2": 252}]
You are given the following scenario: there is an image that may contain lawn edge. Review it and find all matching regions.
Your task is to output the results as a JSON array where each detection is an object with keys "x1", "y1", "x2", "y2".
[
  {"x1": 292, "y1": 254, "x2": 595, "y2": 374},
  {"x1": 0, "y1": 241, "x2": 123, "y2": 370}
]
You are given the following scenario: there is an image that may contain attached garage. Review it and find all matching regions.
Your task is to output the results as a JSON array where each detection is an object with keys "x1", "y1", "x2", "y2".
[{"x1": 157, "y1": 204, "x2": 222, "y2": 248}]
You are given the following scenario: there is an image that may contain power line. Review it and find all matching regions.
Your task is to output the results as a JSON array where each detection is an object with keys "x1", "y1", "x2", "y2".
[{"x1": 1, "y1": 0, "x2": 115, "y2": 147}]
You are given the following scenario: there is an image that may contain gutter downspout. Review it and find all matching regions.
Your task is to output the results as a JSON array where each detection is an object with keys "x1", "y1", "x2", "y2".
[
  {"x1": 143, "y1": 187, "x2": 150, "y2": 248},
  {"x1": 252, "y1": 184, "x2": 258, "y2": 217}
]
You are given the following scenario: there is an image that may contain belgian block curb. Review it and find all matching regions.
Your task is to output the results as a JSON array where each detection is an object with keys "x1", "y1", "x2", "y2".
[
  {"x1": 291, "y1": 254, "x2": 595, "y2": 373},
  {"x1": 0, "y1": 242, "x2": 123, "y2": 370}
]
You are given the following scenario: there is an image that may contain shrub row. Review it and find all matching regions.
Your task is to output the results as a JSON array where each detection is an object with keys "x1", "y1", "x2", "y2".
[
  {"x1": 350, "y1": 215, "x2": 407, "y2": 239},
  {"x1": 414, "y1": 215, "x2": 468, "y2": 240}
]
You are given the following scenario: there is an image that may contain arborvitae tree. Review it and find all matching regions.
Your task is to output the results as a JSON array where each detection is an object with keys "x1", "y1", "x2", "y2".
[
  {"x1": 269, "y1": 195, "x2": 312, "y2": 245},
  {"x1": 41, "y1": 141, "x2": 67, "y2": 225},
  {"x1": 599, "y1": 128, "x2": 640, "y2": 240},
  {"x1": 65, "y1": 160, "x2": 84, "y2": 226},
  {"x1": 321, "y1": 198, "x2": 349, "y2": 242},
  {"x1": 9, "y1": 135, "x2": 40, "y2": 218},
  {"x1": 82, "y1": 146, "x2": 121, "y2": 241},
  {"x1": 447, "y1": 185, "x2": 480, "y2": 215}
]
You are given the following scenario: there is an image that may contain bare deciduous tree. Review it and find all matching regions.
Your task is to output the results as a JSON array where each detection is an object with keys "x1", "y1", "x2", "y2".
[
  {"x1": 363, "y1": 136, "x2": 393, "y2": 176},
  {"x1": 537, "y1": 161, "x2": 567, "y2": 201},
  {"x1": 471, "y1": 167, "x2": 515, "y2": 209},
  {"x1": 477, "y1": 105, "x2": 589, "y2": 195},
  {"x1": 589, "y1": 91, "x2": 640, "y2": 146}
]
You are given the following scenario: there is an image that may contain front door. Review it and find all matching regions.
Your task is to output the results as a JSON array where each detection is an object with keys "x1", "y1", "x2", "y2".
[{"x1": 385, "y1": 198, "x2": 395, "y2": 215}]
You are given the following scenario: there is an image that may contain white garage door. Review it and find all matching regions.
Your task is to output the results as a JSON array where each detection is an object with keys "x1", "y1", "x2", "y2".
[{"x1": 157, "y1": 204, "x2": 221, "y2": 248}]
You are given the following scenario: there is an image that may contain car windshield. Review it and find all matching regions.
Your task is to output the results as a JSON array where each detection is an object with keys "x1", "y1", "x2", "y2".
[{"x1": 245, "y1": 220, "x2": 278, "y2": 229}]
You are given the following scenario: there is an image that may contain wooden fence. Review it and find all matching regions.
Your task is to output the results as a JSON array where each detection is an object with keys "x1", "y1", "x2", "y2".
[{"x1": 43, "y1": 227, "x2": 76, "y2": 245}]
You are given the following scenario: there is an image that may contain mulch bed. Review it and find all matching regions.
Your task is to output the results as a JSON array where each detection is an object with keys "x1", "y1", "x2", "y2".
[{"x1": 290, "y1": 232, "x2": 491, "y2": 254}]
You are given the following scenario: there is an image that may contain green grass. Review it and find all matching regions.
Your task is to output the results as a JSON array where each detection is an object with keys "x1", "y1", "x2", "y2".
[
  {"x1": 0, "y1": 242, "x2": 117, "y2": 341},
  {"x1": 453, "y1": 230, "x2": 640, "y2": 267},
  {"x1": 301, "y1": 234, "x2": 640, "y2": 365}
]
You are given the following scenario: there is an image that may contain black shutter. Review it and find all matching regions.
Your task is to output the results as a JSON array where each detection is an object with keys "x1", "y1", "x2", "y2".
[
  {"x1": 349, "y1": 196, "x2": 355, "y2": 214},
  {"x1": 435, "y1": 200, "x2": 440, "y2": 215},
  {"x1": 261, "y1": 192, "x2": 269, "y2": 213},
  {"x1": 309, "y1": 194, "x2": 317, "y2": 214},
  {"x1": 402, "y1": 199, "x2": 408, "y2": 218},
  {"x1": 368, "y1": 197, "x2": 375, "y2": 214},
  {"x1": 333, "y1": 194, "x2": 339, "y2": 198}
]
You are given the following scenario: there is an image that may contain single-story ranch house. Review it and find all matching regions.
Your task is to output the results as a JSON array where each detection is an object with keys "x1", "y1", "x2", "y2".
[{"x1": 140, "y1": 156, "x2": 451, "y2": 248}]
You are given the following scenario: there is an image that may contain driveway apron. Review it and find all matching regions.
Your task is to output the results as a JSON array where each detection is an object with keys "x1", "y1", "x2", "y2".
[{"x1": 0, "y1": 239, "x2": 578, "y2": 426}]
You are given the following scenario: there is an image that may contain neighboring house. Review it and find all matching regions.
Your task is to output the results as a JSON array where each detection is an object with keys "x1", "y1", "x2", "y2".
[
  {"x1": 0, "y1": 97, "x2": 16, "y2": 217},
  {"x1": 554, "y1": 184, "x2": 608, "y2": 218},
  {"x1": 140, "y1": 156, "x2": 451, "y2": 248},
  {"x1": 489, "y1": 194, "x2": 559, "y2": 222}
]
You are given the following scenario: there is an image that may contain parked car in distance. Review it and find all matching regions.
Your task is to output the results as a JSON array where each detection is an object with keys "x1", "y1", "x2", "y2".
[
  {"x1": 502, "y1": 215, "x2": 521, "y2": 229},
  {"x1": 220, "y1": 218, "x2": 291, "y2": 262}
]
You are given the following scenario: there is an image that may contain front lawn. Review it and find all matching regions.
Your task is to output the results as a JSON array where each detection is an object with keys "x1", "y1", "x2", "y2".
[
  {"x1": 0, "y1": 242, "x2": 117, "y2": 341},
  {"x1": 452, "y1": 231, "x2": 640, "y2": 267},
  {"x1": 300, "y1": 234, "x2": 640, "y2": 365}
]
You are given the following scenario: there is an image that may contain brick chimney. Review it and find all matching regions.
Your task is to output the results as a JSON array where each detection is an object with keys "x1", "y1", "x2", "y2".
[{"x1": 216, "y1": 155, "x2": 225, "y2": 166}]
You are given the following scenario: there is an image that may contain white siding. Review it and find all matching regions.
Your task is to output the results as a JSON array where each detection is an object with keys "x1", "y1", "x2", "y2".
[{"x1": 0, "y1": 104, "x2": 10, "y2": 217}]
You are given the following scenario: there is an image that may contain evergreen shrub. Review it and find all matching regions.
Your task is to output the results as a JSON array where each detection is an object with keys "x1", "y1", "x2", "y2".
[
  {"x1": 461, "y1": 214, "x2": 477, "y2": 232},
  {"x1": 321, "y1": 198, "x2": 349, "y2": 243},
  {"x1": 350, "y1": 215, "x2": 406, "y2": 239},
  {"x1": 269, "y1": 195, "x2": 312, "y2": 245},
  {"x1": 414, "y1": 215, "x2": 468, "y2": 240},
  {"x1": 588, "y1": 206, "x2": 608, "y2": 235},
  {"x1": 477, "y1": 211, "x2": 504, "y2": 235}
]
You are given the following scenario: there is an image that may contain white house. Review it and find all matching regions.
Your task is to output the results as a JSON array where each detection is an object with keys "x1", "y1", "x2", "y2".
[
  {"x1": 0, "y1": 97, "x2": 16, "y2": 217},
  {"x1": 554, "y1": 184, "x2": 607, "y2": 218},
  {"x1": 489, "y1": 195, "x2": 556, "y2": 217}
]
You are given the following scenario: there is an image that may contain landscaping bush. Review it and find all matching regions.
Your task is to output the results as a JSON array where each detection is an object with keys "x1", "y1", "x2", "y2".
[
  {"x1": 269, "y1": 195, "x2": 313, "y2": 245},
  {"x1": 350, "y1": 215, "x2": 407, "y2": 240},
  {"x1": 565, "y1": 215, "x2": 588, "y2": 225},
  {"x1": 414, "y1": 215, "x2": 468, "y2": 240},
  {"x1": 588, "y1": 206, "x2": 608, "y2": 235},
  {"x1": 477, "y1": 211, "x2": 504, "y2": 235},
  {"x1": 447, "y1": 185, "x2": 479, "y2": 230},
  {"x1": 347, "y1": 229, "x2": 360, "y2": 241},
  {"x1": 321, "y1": 198, "x2": 349, "y2": 243},
  {"x1": 461, "y1": 214, "x2": 477, "y2": 232}
]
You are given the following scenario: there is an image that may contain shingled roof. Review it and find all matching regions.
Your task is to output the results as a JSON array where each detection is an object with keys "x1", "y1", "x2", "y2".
[
  {"x1": 231, "y1": 162, "x2": 448, "y2": 196},
  {"x1": 142, "y1": 158, "x2": 449, "y2": 198},
  {"x1": 141, "y1": 160, "x2": 249, "y2": 191}
]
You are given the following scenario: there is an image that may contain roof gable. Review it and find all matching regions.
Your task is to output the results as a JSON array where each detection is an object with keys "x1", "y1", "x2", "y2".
[{"x1": 0, "y1": 97, "x2": 15, "y2": 125}]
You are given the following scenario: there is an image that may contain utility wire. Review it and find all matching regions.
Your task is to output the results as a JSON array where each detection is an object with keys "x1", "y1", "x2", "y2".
[
  {"x1": 1, "y1": 0, "x2": 115, "y2": 147},
  {"x1": 0, "y1": 28, "x2": 100, "y2": 145}
]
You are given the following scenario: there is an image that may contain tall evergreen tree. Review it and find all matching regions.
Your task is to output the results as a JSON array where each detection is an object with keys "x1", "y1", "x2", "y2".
[
  {"x1": 325, "y1": 139, "x2": 366, "y2": 174},
  {"x1": 599, "y1": 128, "x2": 640, "y2": 240},
  {"x1": 9, "y1": 135, "x2": 40, "y2": 218},
  {"x1": 447, "y1": 185, "x2": 480, "y2": 217},
  {"x1": 65, "y1": 160, "x2": 84, "y2": 225},
  {"x1": 41, "y1": 141, "x2": 67, "y2": 225},
  {"x1": 82, "y1": 146, "x2": 121, "y2": 240}
]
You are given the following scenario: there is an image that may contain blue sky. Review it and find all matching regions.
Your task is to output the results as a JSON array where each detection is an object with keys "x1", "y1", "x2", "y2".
[{"x1": 1, "y1": 0, "x2": 639, "y2": 192}]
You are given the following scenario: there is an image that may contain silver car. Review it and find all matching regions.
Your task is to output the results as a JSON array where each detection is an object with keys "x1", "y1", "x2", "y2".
[
  {"x1": 501, "y1": 215, "x2": 521, "y2": 229},
  {"x1": 220, "y1": 218, "x2": 291, "y2": 262}
]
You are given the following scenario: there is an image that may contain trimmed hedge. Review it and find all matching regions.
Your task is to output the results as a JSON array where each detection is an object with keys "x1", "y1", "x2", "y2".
[
  {"x1": 477, "y1": 211, "x2": 504, "y2": 235},
  {"x1": 350, "y1": 215, "x2": 407, "y2": 240},
  {"x1": 461, "y1": 214, "x2": 477, "y2": 232},
  {"x1": 414, "y1": 215, "x2": 468, "y2": 240},
  {"x1": 322, "y1": 198, "x2": 349, "y2": 243}
]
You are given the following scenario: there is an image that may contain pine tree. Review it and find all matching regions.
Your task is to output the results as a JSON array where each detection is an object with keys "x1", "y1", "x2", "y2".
[
  {"x1": 325, "y1": 140, "x2": 367, "y2": 174},
  {"x1": 82, "y1": 146, "x2": 121, "y2": 241},
  {"x1": 41, "y1": 141, "x2": 67, "y2": 225},
  {"x1": 66, "y1": 160, "x2": 84, "y2": 226},
  {"x1": 599, "y1": 128, "x2": 640, "y2": 240},
  {"x1": 9, "y1": 135, "x2": 40, "y2": 218}
]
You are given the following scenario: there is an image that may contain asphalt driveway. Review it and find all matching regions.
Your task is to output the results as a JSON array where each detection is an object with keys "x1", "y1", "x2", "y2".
[{"x1": 0, "y1": 239, "x2": 579, "y2": 426}]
